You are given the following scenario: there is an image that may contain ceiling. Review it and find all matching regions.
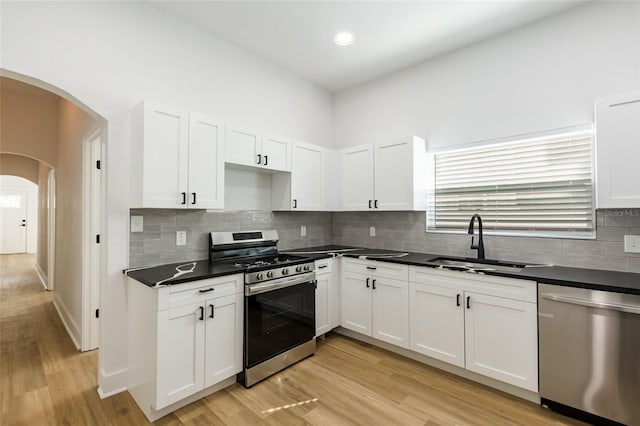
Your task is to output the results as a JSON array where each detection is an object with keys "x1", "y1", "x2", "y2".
[{"x1": 149, "y1": 1, "x2": 584, "y2": 92}]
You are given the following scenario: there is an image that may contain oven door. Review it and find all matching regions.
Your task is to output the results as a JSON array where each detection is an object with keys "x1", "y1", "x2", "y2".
[{"x1": 245, "y1": 275, "x2": 315, "y2": 369}]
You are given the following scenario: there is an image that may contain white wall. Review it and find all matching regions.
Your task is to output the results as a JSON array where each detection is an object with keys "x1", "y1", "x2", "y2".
[
  {"x1": 0, "y1": 0, "x2": 333, "y2": 395},
  {"x1": 333, "y1": 1, "x2": 640, "y2": 149},
  {"x1": 0, "y1": 175, "x2": 38, "y2": 253}
]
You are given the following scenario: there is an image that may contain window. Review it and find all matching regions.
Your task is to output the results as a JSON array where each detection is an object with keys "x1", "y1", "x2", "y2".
[{"x1": 427, "y1": 126, "x2": 595, "y2": 238}]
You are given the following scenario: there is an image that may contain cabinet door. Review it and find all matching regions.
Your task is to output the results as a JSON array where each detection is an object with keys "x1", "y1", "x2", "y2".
[
  {"x1": 188, "y1": 114, "x2": 224, "y2": 209},
  {"x1": 262, "y1": 134, "x2": 292, "y2": 172},
  {"x1": 142, "y1": 104, "x2": 189, "y2": 208},
  {"x1": 409, "y1": 282, "x2": 464, "y2": 367},
  {"x1": 225, "y1": 124, "x2": 261, "y2": 168},
  {"x1": 341, "y1": 145, "x2": 374, "y2": 210},
  {"x1": 156, "y1": 303, "x2": 205, "y2": 409},
  {"x1": 596, "y1": 92, "x2": 640, "y2": 208},
  {"x1": 292, "y1": 142, "x2": 325, "y2": 210},
  {"x1": 374, "y1": 139, "x2": 412, "y2": 210},
  {"x1": 371, "y1": 276, "x2": 409, "y2": 348},
  {"x1": 204, "y1": 294, "x2": 243, "y2": 388},
  {"x1": 464, "y1": 292, "x2": 538, "y2": 392},
  {"x1": 341, "y1": 272, "x2": 372, "y2": 335},
  {"x1": 315, "y1": 273, "x2": 330, "y2": 336}
]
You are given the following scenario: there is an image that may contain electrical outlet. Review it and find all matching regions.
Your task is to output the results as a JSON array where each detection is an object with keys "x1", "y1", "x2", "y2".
[
  {"x1": 624, "y1": 235, "x2": 640, "y2": 253},
  {"x1": 176, "y1": 231, "x2": 187, "y2": 246},
  {"x1": 130, "y1": 215, "x2": 143, "y2": 233},
  {"x1": 370, "y1": 226, "x2": 376, "y2": 237},
  {"x1": 300, "y1": 225, "x2": 307, "y2": 237}
]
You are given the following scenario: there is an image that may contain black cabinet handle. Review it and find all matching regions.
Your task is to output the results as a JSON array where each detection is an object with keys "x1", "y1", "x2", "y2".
[
  {"x1": 366, "y1": 266, "x2": 377, "y2": 270},
  {"x1": 318, "y1": 265, "x2": 328, "y2": 269},
  {"x1": 181, "y1": 192, "x2": 187, "y2": 205},
  {"x1": 198, "y1": 306, "x2": 204, "y2": 321},
  {"x1": 466, "y1": 296, "x2": 471, "y2": 309},
  {"x1": 374, "y1": 199, "x2": 378, "y2": 209},
  {"x1": 456, "y1": 294, "x2": 461, "y2": 307},
  {"x1": 192, "y1": 193, "x2": 196, "y2": 205},
  {"x1": 198, "y1": 288, "x2": 215, "y2": 293},
  {"x1": 209, "y1": 304, "x2": 215, "y2": 319},
  {"x1": 313, "y1": 279, "x2": 318, "y2": 290},
  {"x1": 372, "y1": 279, "x2": 376, "y2": 290},
  {"x1": 366, "y1": 278, "x2": 370, "y2": 288},
  {"x1": 293, "y1": 199, "x2": 297, "y2": 209},
  {"x1": 264, "y1": 155, "x2": 268, "y2": 166},
  {"x1": 257, "y1": 154, "x2": 262, "y2": 164},
  {"x1": 368, "y1": 200, "x2": 372, "y2": 209}
]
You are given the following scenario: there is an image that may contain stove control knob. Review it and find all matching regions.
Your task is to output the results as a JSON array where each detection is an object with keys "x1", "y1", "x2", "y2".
[
  {"x1": 296, "y1": 266, "x2": 302, "y2": 273},
  {"x1": 256, "y1": 273, "x2": 264, "y2": 281},
  {"x1": 266, "y1": 271, "x2": 274, "y2": 278},
  {"x1": 303, "y1": 264, "x2": 311, "y2": 271},
  {"x1": 282, "y1": 268, "x2": 289, "y2": 275}
]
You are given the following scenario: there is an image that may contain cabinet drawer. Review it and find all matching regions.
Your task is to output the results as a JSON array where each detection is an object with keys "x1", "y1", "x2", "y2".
[
  {"x1": 315, "y1": 258, "x2": 333, "y2": 274},
  {"x1": 158, "y1": 274, "x2": 243, "y2": 311},
  {"x1": 409, "y1": 266, "x2": 536, "y2": 303},
  {"x1": 342, "y1": 258, "x2": 408, "y2": 281}
]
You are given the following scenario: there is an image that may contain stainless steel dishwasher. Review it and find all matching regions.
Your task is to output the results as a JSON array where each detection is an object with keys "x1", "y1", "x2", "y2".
[{"x1": 538, "y1": 283, "x2": 640, "y2": 425}]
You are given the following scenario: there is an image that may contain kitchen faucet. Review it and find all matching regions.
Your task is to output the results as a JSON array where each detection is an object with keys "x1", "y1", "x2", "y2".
[{"x1": 467, "y1": 214, "x2": 485, "y2": 260}]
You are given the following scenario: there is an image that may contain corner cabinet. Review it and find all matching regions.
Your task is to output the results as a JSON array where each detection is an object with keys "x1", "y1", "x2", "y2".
[
  {"x1": 128, "y1": 274, "x2": 243, "y2": 422},
  {"x1": 315, "y1": 258, "x2": 339, "y2": 336},
  {"x1": 340, "y1": 136, "x2": 427, "y2": 211},
  {"x1": 341, "y1": 258, "x2": 410, "y2": 348},
  {"x1": 225, "y1": 124, "x2": 292, "y2": 172},
  {"x1": 409, "y1": 266, "x2": 538, "y2": 392},
  {"x1": 130, "y1": 102, "x2": 225, "y2": 209},
  {"x1": 595, "y1": 91, "x2": 640, "y2": 208}
]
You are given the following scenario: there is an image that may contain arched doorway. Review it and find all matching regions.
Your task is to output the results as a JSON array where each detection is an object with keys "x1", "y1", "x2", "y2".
[{"x1": 0, "y1": 74, "x2": 106, "y2": 352}]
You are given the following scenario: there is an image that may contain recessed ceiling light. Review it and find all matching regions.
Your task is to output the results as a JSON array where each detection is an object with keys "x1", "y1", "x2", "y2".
[{"x1": 334, "y1": 32, "x2": 355, "y2": 46}]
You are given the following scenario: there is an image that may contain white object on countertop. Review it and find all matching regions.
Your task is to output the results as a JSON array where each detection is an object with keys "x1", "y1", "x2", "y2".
[{"x1": 155, "y1": 262, "x2": 197, "y2": 287}]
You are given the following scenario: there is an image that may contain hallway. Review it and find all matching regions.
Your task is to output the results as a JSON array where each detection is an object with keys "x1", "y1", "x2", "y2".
[{"x1": 0, "y1": 254, "x2": 144, "y2": 425}]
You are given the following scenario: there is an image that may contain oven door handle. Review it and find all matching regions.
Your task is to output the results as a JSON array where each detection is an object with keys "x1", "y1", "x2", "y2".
[{"x1": 245, "y1": 272, "x2": 315, "y2": 296}]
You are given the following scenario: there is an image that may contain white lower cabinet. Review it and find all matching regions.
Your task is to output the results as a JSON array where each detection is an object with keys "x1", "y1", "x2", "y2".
[
  {"x1": 315, "y1": 258, "x2": 338, "y2": 336},
  {"x1": 128, "y1": 274, "x2": 243, "y2": 421},
  {"x1": 341, "y1": 258, "x2": 409, "y2": 349},
  {"x1": 409, "y1": 267, "x2": 538, "y2": 392}
]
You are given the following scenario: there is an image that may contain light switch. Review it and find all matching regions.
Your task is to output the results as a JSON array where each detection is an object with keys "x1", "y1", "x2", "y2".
[
  {"x1": 301, "y1": 225, "x2": 307, "y2": 237},
  {"x1": 131, "y1": 216, "x2": 143, "y2": 233},
  {"x1": 624, "y1": 235, "x2": 640, "y2": 253},
  {"x1": 370, "y1": 226, "x2": 376, "y2": 237},
  {"x1": 176, "y1": 231, "x2": 187, "y2": 246}
]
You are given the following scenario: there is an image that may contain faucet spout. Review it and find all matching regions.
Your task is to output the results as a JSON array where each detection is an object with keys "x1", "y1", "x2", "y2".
[{"x1": 468, "y1": 214, "x2": 485, "y2": 260}]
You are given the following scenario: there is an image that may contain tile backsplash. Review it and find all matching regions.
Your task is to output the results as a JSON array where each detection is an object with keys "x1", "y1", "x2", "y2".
[{"x1": 129, "y1": 208, "x2": 640, "y2": 273}]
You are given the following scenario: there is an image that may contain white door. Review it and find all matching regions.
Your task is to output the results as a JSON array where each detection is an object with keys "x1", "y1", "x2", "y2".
[
  {"x1": 225, "y1": 124, "x2": 261, "y2": 168},
  {"x1": 315, "y1": 272, "x2": 330, "y2": 336},
  {"x1": 292, "y1": 142, "x2": 325, "y2": 210},
  {"x1": 464, "y1": 292, "x2": 538, "y2": 392},
  {"x1": 156, "y1": 303, "x2": 205, "y2": 409},
  {"x1": 142, "y1": 103, "x2": 189, "y2": 208},
  {"x1": 410, "y1": 282, "x2": 465, "y2": 367},
  {"x1": 374, "y1": 139, "x2": 411, "y2": 210},
  {"x1": 262, "y1": 134, "x2": 292, "y2": 172},
  {"x1": 204, "y1": 294, "x2": 243, "y2": 387},
  {"x1": 341, "y1": 145, "x2": 374, "y2": 210},
  {"x1": 188, "y1": 114, "x2": 225, "y2": 209},
  {"x1": 0, "y1": 190, "x2": 28, "y2": 254},
  {"x1": 371, "y1": 276, "x2": 409, "y2": 348},
  {"x1": 341, "y1": 272, "x2": 372, "y2": 335}
]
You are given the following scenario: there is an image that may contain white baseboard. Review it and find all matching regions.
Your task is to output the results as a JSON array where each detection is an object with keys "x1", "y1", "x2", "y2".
[
  {"x1": 98, "y1": 367, "x2": 128, "y2": 399},
  {"x1": 53, "y1": 295, "x2": 81, "y2": 350},
  {"x1": 33, "y1": 263, "x2": 48, "y2": 290}
]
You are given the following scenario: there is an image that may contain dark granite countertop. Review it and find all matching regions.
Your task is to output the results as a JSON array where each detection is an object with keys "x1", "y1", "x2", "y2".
[{"x1": 128, "y1": 245, "x2": 640, "y2": 295}]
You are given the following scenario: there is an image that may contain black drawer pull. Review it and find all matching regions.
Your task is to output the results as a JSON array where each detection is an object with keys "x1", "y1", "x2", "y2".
[
  {"x1": 318, "y1": 265, "x2": 328, "y2": 269},
  {"x1": 366, "y1": 266, "x2": 377, "y2": 270},
  {"x1": 198, "y1": 288, "x2": 215, "y2": 293}
]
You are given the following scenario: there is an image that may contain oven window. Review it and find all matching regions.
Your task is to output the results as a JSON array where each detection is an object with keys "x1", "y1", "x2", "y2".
[{"x1": 245, "y1": 281, "x2": 315, "y2": 368}]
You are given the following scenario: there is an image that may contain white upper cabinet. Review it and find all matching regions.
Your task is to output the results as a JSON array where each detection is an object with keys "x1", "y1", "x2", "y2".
[
  {"x1": 595, "y1": 91, "x2": 640, "y2": 208},
  {"x1": 272, "y1": 141, "x2": 327, "y2": 211},
  {"x1": 340, "y1": 136, "x2": 427, "y2": 211},
  {"x1": 131, "y1": 102, "x2": 224, "y2": 209},
  {"x1": 225, "y1": 124, "x2": 292, "y2": 172}
]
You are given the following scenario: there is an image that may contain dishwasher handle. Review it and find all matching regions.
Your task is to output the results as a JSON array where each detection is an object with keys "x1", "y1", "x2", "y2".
[{"x1": 541, "y1": 293, "x2": 640, "y2": 315}]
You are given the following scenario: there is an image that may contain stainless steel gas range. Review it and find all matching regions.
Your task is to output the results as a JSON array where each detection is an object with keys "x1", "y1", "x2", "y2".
[{"x1": 209, "y1": 230, "x2": 316, "y2": 387}]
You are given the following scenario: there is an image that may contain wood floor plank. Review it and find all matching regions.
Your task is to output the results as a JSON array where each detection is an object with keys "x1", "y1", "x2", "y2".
[{"x1": 1, "y1": 254, "x2": 586, "y2": 426}]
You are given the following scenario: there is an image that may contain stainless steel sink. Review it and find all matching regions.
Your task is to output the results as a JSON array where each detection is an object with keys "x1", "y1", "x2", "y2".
[{"x1": 427, "y1": 256, "x2": 542, "y2": 273}]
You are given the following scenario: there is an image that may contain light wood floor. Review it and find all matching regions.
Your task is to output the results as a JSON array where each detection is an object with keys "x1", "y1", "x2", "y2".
[{"x1": 1, "y1": 253, "x2": 583, "y2": 425}]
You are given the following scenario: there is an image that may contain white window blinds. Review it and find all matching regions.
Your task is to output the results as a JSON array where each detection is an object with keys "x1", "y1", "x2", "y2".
[{"x1": 428, "y1": 128, "x2": 594, "y2": 236}]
